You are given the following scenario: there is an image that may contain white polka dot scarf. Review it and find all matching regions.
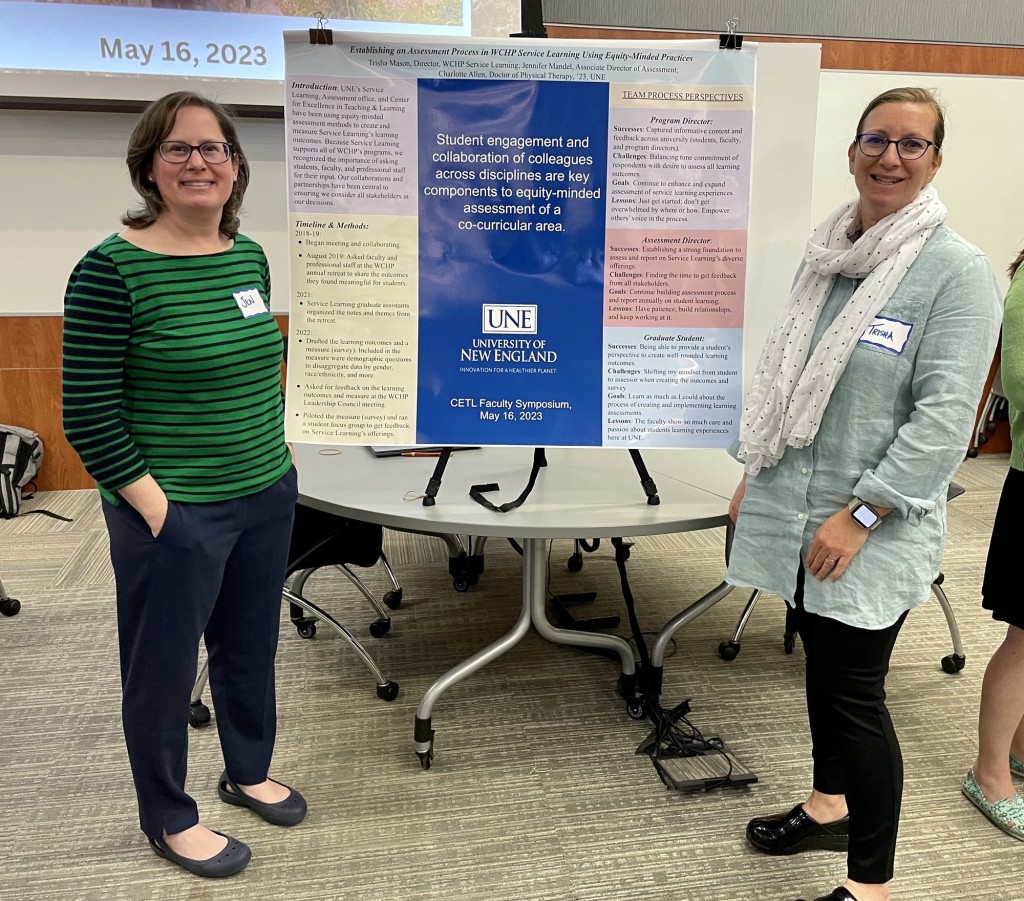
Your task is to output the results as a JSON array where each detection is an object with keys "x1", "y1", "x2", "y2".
[{"x1": 737, "y1": 184, "x2": 947, "y2": 476}]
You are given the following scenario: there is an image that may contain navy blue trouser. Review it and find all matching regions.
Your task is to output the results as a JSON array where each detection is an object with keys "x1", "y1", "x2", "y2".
[
  {"x1": 103, "y1": 467, "x2": 297, "y2": 839},
  {"x1": 794, "y1": 567, "x2": 908, "y2": 884}
]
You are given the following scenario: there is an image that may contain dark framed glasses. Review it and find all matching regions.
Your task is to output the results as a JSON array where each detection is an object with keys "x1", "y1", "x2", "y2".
[
  {"x1": 855, "y1": 133, "x2": 937, "y2": 161},
  {"x1": 157, "y1": 141, "x2": 233, "y2": 164}
]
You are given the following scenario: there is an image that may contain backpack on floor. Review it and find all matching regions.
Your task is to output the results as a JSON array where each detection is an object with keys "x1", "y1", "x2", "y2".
[{"x1": 0, "y1": 425, "x2": 70, "y2": 521}]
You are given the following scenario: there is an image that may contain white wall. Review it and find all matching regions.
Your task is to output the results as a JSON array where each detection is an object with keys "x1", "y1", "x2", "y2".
[
  {"x1": 0, "y1": 109, "x2": 290, "y2": 313},
  {"x1": 812, "y1": 70, "x2": 1024, "y2": 292}
]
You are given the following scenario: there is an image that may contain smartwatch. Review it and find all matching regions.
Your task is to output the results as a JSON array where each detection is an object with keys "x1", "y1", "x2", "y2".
[{"x1": 848, "y1": 497, "x2": 882, "y2": 531}]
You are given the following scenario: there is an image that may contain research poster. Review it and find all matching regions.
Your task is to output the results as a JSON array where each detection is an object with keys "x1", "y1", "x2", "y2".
[{"x1": 283, "y1": 33, "x2": 755, "y2": 448}]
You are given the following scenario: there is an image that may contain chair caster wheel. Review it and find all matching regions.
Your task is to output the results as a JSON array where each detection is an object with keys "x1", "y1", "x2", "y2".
[
  {"x1": 417, "y1": 750, "x2": 433, "y2": 770},
  {"x1": 0, "y1": 597, "x2": 21, "y2": 616},
  {"x1": 376, "y1": 681, "x2": 400, "y2": 701},
  {"x1": 567, "y1": 553, "x2": 583, "y2": 573},
  {"x1": 369, "y1": 619, "x2": 391, "y2": 638},
  {"x1": 783, "y1": 633, "x2": 797, "y2": 655},
  {"x1": 384, "y1": 588, "x2": 403, "y2": 610},
  {"x1": 626, "y1": 699, "x2": 646, "y2": 720},
  {"x1": 718, "y1": 640, "x2": 740, "y2": 661},
  {"x1": 296, "y1": 621, "x2": 317, "y2": 640},
  {"x1": 965, "y1": 448, "x2": 979, "y2": 459},
  {"x1": 941, "y1": 653, "x2": 966, "y2": 674},
  {"x1": 453, "y1": 578, "x2": 469, "y2": 592},
  {"x1": 189, "y1": 702, "x2": 211, "y2": 728}
]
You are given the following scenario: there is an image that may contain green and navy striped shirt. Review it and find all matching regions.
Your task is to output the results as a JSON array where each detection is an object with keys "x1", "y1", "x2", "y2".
[{"x1": 63, "y1": 233, "x2": 291, "y2": 504}]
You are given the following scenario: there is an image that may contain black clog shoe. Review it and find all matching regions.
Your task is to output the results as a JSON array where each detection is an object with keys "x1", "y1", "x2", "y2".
[
  {"x1": 796, "y1": 888, "x2": 857, "y2": 901},
  {"x1": 746, "y1": 804, "x2": 849, "y2": 854}
]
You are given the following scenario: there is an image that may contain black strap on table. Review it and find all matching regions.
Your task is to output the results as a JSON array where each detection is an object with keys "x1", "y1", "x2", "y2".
[{"x1": 469, "y1": 447, "x2": 547, "y2": 513}]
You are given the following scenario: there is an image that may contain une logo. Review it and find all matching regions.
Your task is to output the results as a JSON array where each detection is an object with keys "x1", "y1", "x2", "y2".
[{"x1": 482, "y1": 304, "x2": 538, "y2": 334}]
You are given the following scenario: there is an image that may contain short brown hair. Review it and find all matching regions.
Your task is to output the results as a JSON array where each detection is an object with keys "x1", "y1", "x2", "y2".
[
  {"x1": 122, "y1": 91, "x2": 249, "y2": 239},
  {"x1": 1010, "y1": 247, "x2": 1024, "y2": 279},
  {"x1": 854, "y1": 86, "x2": 945, "y2": 151}
]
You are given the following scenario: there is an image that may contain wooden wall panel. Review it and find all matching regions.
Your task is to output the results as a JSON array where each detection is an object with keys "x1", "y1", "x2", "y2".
[
  {"x1": 0, "y1": 314, "x2": 292, "y2": 493},
  {"x1": 0, "y1": 315, "x2": 63, "y2": 368},
  {"x1": 0, "y1": 364, "x2": 84, "y2": 491}
]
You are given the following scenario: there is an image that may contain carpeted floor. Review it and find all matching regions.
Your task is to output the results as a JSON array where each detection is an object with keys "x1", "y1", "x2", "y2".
[{"x1": 0, "y1": 454, "x2": 1021, "y2": 900}]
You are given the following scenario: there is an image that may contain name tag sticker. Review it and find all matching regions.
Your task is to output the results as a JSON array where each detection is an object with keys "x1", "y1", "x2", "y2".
[
  {"x1": 233, "y1": 288, "x2": 268, "y2": 318},
  {"x1": 859, "y1": 316, "x2": 913, "y2": 354}
]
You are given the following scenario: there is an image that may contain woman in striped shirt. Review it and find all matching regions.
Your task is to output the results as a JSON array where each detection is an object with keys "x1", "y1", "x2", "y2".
[{"x1": 64, "y1": 92, "x2": 305, "y2": 878}]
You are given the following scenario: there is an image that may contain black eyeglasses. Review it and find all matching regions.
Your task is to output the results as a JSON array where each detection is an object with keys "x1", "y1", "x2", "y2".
[
  {"x1": 855, "y1": 133, "x2": 937, "y2": 161},
  {"x1": 157, "y1": 141, "x2": 233, "y2": 164}
]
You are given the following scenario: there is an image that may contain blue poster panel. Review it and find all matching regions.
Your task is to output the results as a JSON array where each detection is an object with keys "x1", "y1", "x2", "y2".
[{"x1": 416, "y1": 79, "x2": 609, "y2": 446}]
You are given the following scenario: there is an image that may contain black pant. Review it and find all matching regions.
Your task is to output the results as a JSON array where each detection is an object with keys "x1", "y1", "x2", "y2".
[
  {"x1": 103, "y1": 467, "x2": 297, "y2": 839},
  {"x1": 795, "y1": 567, "x2": 908, "y2": 884}
]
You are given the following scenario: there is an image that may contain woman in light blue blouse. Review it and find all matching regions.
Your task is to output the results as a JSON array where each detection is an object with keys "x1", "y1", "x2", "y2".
[{"x1": 727, "y1": 88, "x2": 1001, "y2": 901}]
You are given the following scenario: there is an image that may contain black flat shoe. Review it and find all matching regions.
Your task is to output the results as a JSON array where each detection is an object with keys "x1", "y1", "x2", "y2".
[
  {"x1": 798, "y1": 889, "x2": 857, "y2": 901},
  {"x1": 746, "y1": 804, "x2": 849, "y2": 855},
  {"x1": 218, "y1": 771, "x2": 308, "y2": 827},
  {"x1": 149, "y1": 830, "x2": 251, "y2": 877}
]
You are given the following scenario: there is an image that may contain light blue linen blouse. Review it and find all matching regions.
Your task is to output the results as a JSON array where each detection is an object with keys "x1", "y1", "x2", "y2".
[{"x1": 726, "y1": 224, "x2": 1002, "y2": 629}]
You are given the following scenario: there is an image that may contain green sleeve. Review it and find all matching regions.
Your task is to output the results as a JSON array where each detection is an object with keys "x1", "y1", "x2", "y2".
[
  {"x1": 62, "y1": 249, "x2": 150, "y2": 493},
  {"x1": 1001, "y1": 268, "x2": 1024, "y2": 413}
]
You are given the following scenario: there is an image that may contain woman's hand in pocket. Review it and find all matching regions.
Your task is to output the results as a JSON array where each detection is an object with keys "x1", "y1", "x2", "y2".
[
  {"x1": 143, "y1": 497, "x2": 170, "y2": 538},
  {"x1": 117, "y1": 475, "x2": 170, "y2": 537}
]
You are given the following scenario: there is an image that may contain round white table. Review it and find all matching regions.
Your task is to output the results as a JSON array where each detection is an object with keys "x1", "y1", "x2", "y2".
[{"x1": 296, "y1": 443, "x2": 742, "y2": 767}]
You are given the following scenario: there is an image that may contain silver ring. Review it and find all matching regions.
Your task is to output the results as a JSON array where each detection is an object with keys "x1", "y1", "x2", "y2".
[{"x1": 825, "y1": 556, "x2": 837, "y2": 564}]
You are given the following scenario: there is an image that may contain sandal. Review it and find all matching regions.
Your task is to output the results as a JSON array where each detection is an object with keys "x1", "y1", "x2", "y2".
[
  {"x1": 149, "y1": 830, "x2": 251, "y2": 877},
  {"x1": 962, "y1": 769, "x2": 1024, "y2": 841}
]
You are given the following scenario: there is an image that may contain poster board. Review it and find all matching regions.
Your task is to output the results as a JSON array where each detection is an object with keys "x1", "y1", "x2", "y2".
[{"x1": 282, "y1": 32, "x2": 778, "y2": 449}]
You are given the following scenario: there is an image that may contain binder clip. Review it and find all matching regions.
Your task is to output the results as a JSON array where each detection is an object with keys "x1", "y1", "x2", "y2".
[
  {"x1": 310, "y1": 12, "x2": 333, "y2": 45},
  {"x1": 719, "y1": 17, "x2": 743, "y2": 50}
]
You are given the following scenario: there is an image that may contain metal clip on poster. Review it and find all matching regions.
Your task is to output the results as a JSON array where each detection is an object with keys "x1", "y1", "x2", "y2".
[
  {"x1": 719, "y1": 17, "x2": 744, "y2": 50},
  {"x1": 309, "y1": 12, "x2": 333, "y2": 45}
]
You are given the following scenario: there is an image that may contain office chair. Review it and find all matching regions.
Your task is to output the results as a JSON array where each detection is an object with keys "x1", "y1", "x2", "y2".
[
  {"x1": 717, "y1": 482, "x2": 968, "y2": 674},
  {"x1": 968, "y1": 364, "x2": 1007, "y2": 457},
  {"x1": 189, "y1": 503, "x2": 401, "y2": 727},
  {"x1": 0, "y1": 575, "x2": 21, "y2": 617}
]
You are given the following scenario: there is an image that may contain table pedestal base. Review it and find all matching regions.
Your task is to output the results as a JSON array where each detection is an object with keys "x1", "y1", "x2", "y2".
[{"x1": 414, "y1": 537, "x2": 642, "y2": 768}]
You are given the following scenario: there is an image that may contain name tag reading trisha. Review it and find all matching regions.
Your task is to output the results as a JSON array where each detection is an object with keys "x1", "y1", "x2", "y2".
[
  {"x1": 233, "y1": 288, "x2": 268, "y2": 318},
  {"x1": 859, "y1": 316, "x2": 913, "y2": 354}
]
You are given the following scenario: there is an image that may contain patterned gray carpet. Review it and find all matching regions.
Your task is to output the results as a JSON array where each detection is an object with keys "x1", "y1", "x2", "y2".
[{"x1": 0, "y1": 455, "x2": 1021, "y2": 900}]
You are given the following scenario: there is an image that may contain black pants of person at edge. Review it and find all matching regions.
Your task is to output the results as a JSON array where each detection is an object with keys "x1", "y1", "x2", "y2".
[{"x1": 792, "y1": 564, "x2": 908, "y2": 885}]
